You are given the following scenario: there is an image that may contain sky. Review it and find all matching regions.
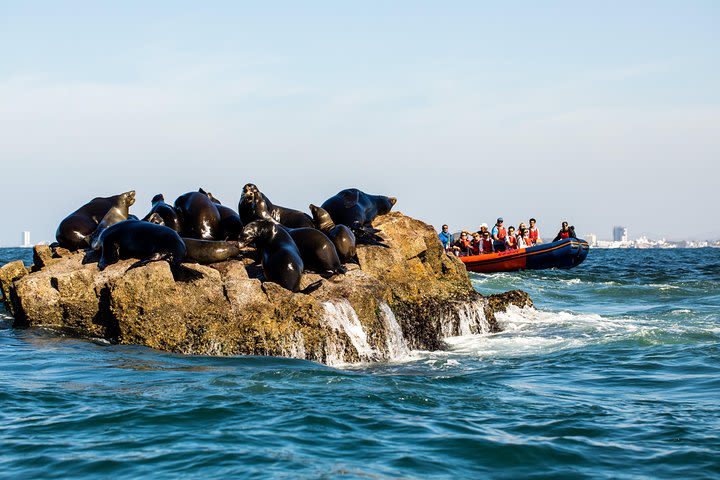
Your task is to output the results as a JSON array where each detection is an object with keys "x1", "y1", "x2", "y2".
[{"x1": 1, "y1": 1, "x2": 718, "y2": 245}]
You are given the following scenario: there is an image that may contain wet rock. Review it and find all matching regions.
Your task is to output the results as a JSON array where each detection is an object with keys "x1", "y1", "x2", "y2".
[{"x1": 0, "y1": 212, "x2": 532, "y2": 365}]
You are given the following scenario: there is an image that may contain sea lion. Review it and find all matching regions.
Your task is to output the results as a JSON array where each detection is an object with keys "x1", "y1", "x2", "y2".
[
  {"x1": 145, "y1": 212, "x2": 165, "y2": 225},
  {"x1": 174, "y1": 190, "x2": 222, "y2": 239},
  {"x1": 238, "y1": 184, "x2": 314, "y2": 228},
  {"x1": 309, "y1": 204, "x2": 357, "y2": 263},
  {"x1": 320, "y1": 188, "x2": 396, "y2": 243},
  {"x1": 97, "y1": 219, "x2": 186, "y2": 271},
  {"x1": 142, "y1": 194, "x2": 182, "y2": 232},
  {"x1": 182, "y1": 238, "x2": 242, "y2": 264},
  {"x1": 238, "y1": 220, "x2": 304, "y2": 292},
  {"x1": 283, "y1": 226, "x2": 346, "y2": 276},
  {"x1": 87, "y1": 191, "x2": 136, "y2": 250},
  {"x1": 55, "y1": 190, "x2": 136, "y2": 251},
  {"x1": 200, "y1": 189, "x2": 244, "y2": 240}
]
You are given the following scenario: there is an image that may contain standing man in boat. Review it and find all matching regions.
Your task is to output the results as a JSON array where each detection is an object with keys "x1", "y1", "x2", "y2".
[
  {"x1": 491, "y1": 218, "x2": 507, "y2": 252},
  {"x1": 529, "y1": 218, "x2": 542, "y2": 245},
  {"x1": 438, "y1": 224, "x2": 453, "y2": 251}
]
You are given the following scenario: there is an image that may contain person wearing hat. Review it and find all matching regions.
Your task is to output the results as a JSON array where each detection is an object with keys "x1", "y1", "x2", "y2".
[
  {"x1": 491, "y1": 217, "x2": 507, "y2": 252},
  {"x1": 478, "y1": 223, "x2": 489, "y2": 237}
]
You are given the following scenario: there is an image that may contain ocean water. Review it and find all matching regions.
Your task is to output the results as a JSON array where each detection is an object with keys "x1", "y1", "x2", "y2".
[{"x1": 1, "y1": 247, "x2": 719, "y2": 478}]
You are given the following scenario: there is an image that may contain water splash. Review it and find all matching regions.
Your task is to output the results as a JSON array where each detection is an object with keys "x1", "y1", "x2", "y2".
[
  {"x1": 321, "y1": 300, "x2": 379, "y2": 364},
  {"x1": 379, "y1": 302, "x2": 410, "y2": 359}
]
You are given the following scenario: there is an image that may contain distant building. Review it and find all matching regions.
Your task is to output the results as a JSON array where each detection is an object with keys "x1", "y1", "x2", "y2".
[
  {"x1": 613, "y1": 226, "x2": 628, "y2": 243},
  {"x1": 584, "y1": 233, "x2": 597, "y2": 246},
  {"x1": 21, "y1": 231, "x2": 31, "y2": 247}
]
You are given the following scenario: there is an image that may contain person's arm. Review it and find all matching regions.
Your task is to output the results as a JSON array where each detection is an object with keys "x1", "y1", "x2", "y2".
[
  {"x1": 536, "y1": 231, "x2": 543, "y2": 244},
  {"x1": 552, "y1": 231, "x2": 562, "y2": 242},
  {"x1": 491, "y1": 227, "x2": 499, "y2": 241}
]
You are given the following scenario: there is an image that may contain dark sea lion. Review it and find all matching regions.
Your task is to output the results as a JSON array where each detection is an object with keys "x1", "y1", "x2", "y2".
[
  {"x1": 142, "y1": 194, "x2": 182, "y2": 232},
  {"x1": 174, "y1": 191, "x2": 222, "y2": 239},
  {"x1": 182, "y1": 238, "x2": 242, "y2": 264},
  {"x1": 309, "y1": 204, "x2": 357, "y2": 263},
  {"x1": 55, "y1": 191, "x2": 136, "y2": 251},
  {"x1": 238, "y1": 220, "x2": 304, "y2": 292},
  {"x1": 320, "y1": 188, "x2": 396, "y2": 231},
  {"x1": 97, "y1": 220, "x2": 186, "y2": 271},
  {"x1": 238, "y1": 183, "x2": 313, "y2": 228},
  {"x1": 282, "y1": 226, "x2": 346, "y2": 276},
  {"x1": 87, "y1": 191, "x2": 136, "y2": 250},
  {"x1": 200, "y1": 189, "x2": 244, "y2": 240}
]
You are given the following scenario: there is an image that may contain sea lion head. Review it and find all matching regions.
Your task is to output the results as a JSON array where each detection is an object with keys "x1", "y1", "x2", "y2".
[
  {"x1": 238, "y1": 219, "x2": 275, "y2": 248},
  {"x1": 121, "y1": 190, "x2": 136, "y2": 208},
  {"x1": 376, "y1": 195, "x2": 396, "y2": 216},
  {"x1": 309, "y1": 204, "x2": 334, "y2": 231}
]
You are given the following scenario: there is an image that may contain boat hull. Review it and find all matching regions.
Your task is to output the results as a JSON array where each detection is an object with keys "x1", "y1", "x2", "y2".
[{"x1": 460, "y1": 238, "x2": 590, "y2": 273}]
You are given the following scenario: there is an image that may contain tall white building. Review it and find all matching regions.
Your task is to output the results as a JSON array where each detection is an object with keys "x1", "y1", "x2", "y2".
[{"x1": 22, "y1": 231, "x2": 31, "y2": 247}]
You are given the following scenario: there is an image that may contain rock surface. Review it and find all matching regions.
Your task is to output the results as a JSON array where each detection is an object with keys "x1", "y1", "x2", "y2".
[{"x1": 0, "y1": 212, "x2": 532, "y2": 365}]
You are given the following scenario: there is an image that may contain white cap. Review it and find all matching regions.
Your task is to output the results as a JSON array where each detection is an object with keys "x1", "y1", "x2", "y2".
[{"x1": 480, "y1": 223, "x2": 488, "y2": 229}]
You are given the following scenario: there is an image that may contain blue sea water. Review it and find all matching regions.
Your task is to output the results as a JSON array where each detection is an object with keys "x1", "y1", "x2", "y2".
[{"x1": 1, "y1": 247, "x2": 719, "y2": 479}]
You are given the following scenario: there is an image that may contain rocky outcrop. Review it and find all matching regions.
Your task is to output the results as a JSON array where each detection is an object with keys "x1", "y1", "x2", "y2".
[{"x1": 0, "y1": 212, "x2": 532, "y2": 365}]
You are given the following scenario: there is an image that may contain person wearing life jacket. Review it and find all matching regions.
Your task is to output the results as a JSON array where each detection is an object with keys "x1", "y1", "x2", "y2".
[
  {"x1": 491, "y1": 217, "x2": 507, "y2": 252},
  {"x1": 452, "y1": 231, "x2": 473, "y2": 256},
  {"x1": 529, "y1": 218, "x2": 542, "y2": 245},
  {"x1": 552, "y1": 221, "x2": 575, "y2": 242},
  {"x1": 505, "y1": 226, "x2": 518, "y2": 250},
  {"x1": 516, "y1": 227, "x2": 529, "y2": 249},
  {"x1": 438, "y1": 224, "x2": 453, "y2": 250},
  {"x1": 470, "y1": 231, "x2": 482, "y2": 255},
  {"x1": 481, "y1": 230, "x2": 494, "y2": 254}
]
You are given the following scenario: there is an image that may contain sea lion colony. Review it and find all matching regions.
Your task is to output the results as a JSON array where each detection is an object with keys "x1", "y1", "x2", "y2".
[{"x1": 55, "y1": 185, "x2": 397, "y2": 292}]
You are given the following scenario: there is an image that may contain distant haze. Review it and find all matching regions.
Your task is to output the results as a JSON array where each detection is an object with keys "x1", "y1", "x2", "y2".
[{"x1": 1, "y1": 2, "x2": 718, "y2": 246}]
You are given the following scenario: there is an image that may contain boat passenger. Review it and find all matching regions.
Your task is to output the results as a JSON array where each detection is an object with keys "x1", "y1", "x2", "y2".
[
  {"x1": 479, "y1": 223, "x2": 489, "y2": 236},
  {"x1": 516, "y1": 228, "x2": 529, "y2": 249},
  {"x1": 438, "y1": 224, "x2": 453, "y2": 250},
  {"x1": 521, "y1": 227, "x2": 533, "y2": 248},
  {"x1": 505, "y1": 226, "x2": 518, "y2": 250},
  {"x1": 529, "y1": 218, "x2": 541, "y2": 245},
  {"x1": 552, "y1": 221, "x2": 576, "y2": 242},
  {"x1": 491, "y1": 218, "x2": 507, "y2": 252},
  {"x1": 452, "y1": 231, "x2": 473, "y2": 256},
  {"x1": 481, "y1": 231, "x2": 494, "y2": 254},
  {"x1": 470, "y1": 232, "x2": 482, "y2": 255}
]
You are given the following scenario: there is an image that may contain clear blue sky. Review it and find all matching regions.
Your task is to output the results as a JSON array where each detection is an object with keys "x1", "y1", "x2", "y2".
[{"x1": 1, "y1": 1, "x2": 718, "y2": 245}]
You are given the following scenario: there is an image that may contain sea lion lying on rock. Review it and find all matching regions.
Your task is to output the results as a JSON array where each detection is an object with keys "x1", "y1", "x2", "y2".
[
  {"x1": 142, "y1": 194, "x2": 182, "y2": 232},
  {"x1": 182, "y1": 238, "x2": 242, "y2": 264},
  {"x1": 87, "y1": 191, "x2": 136, "y2": 250},
  {"x1": 97, "y1": 219, "x2": 186, "y2": 271},
  {"x1": 309, "y1": 204, "x2": 357, "y2": 263},
  {"x1": 238, "y1": 220, "x2": 304, "y2": 292},
  {"x1": 56, "y1": 190, "x2": 136, "y2": 251},
  {"x1": 282, "y1": 226, "x2": 346, "y2": 277},
  {"x1": 174, "y1": 190, "x2": 222, "y2": 240},
  {"x1": 238, "y1": 183, "x2": 314, "y2": 228},
  {"x1": 320, "y1": 188, "x2": 396, "y2": 243},
  {"x1": 200, "y1": 189, "x2": 244, "y2": 240}
]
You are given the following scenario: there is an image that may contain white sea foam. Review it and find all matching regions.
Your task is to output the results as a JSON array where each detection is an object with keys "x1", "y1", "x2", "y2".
[
  {"x1": 322, "y1": 300, "x2": 380, "y2": 364},
  {"x1": 378, "y1": 302, "x2": 411, "y2": 360}
]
